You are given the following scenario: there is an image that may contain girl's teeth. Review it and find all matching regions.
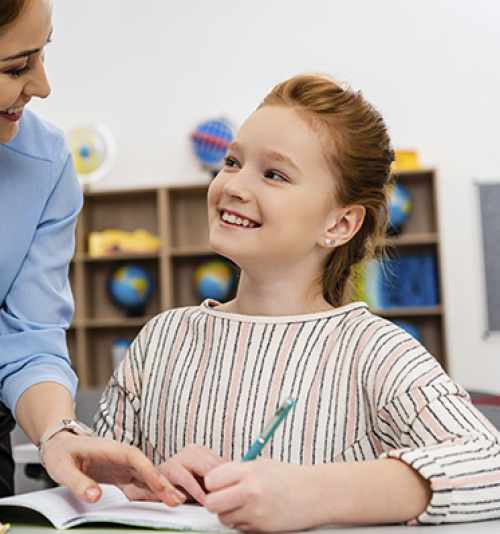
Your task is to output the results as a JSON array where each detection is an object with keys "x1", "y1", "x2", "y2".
[{"x1": 222, "y1": 212, "x2": 256, "y2": 228}]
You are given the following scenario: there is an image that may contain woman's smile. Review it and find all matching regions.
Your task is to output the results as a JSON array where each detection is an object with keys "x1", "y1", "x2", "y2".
[{"x1": 0, "y1": 105, "x2": 25, "y2": 122}]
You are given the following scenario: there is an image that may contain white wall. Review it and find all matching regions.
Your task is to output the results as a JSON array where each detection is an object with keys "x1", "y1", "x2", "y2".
[{"x1": 33, "y1": 0, "x2": 500, "y2": 392}]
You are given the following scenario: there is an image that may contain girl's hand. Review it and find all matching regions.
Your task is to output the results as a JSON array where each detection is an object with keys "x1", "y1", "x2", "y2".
[
  {"x1": 204, "y1": 459, "x2": 320, "y2": 532},
  {"x1": 120, "y1": 444, "x2": 226, "y2": 504},
  {"x1": 205, "y1": 458, "x2": 432, "y2": 530},
  {"x1": 158, "y1": 444, "x2": 226, "y2": 504}
]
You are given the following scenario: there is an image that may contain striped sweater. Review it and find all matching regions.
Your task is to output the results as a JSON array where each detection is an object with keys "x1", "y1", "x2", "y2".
[{"x1": 94, "y1": 300, "x2": 500, "y2": 524}]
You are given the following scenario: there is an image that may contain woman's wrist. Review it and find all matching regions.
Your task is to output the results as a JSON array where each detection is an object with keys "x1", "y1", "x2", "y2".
[
  {"x1": 15, "y1": 382, "x2": 77, "y2": 444},
  {"x1": 37, "y1": 418, "x2": 94, "y2": 466}
]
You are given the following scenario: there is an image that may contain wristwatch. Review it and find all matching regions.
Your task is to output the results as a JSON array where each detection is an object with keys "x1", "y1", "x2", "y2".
[{"x1": 37, "y1": 418, "x2": 93, "y2": 466}]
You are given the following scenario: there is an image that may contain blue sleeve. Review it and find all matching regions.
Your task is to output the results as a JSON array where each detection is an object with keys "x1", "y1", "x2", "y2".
[{"x1": 0, "y1": 128, "x2": 82, "y2": 418}]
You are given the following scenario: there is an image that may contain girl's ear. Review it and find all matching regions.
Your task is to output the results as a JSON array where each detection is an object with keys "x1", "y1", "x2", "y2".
[{"x1": 320, "y1": 205, "x2": 366, "y2": 248}]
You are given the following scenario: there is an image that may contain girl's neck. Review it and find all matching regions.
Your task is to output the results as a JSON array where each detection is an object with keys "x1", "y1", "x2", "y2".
[{"x1": 216, "y1": 272, "x2": 334, "y2": 317}]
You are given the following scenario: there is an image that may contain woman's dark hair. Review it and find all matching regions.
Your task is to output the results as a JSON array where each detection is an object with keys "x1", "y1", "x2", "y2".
[
  {"x1": 260, "y1": 74, "x2": 395, "y2": 307},
  {"x1": 0, "y1": 0, "x2": 31, "y2": 35}
]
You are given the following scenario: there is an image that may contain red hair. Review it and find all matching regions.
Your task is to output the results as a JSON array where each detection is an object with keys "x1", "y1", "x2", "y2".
[{"x1": 260, "y1": 74, "x2": 394, "y2": 306}]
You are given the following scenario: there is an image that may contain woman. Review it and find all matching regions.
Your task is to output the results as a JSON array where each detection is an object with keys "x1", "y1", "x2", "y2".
[{"x1": 0, "y1": 0, "x2": 185, "y2": 506}]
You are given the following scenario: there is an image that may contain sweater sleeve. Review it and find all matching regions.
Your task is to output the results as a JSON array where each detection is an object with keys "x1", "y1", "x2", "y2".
[
  {"x1": 93, "y1": 326, "x2": 145, "y2": 448},
  {"x1": 0, "y1": 130, "x2": 81, "y2": 415},
  {"x1": 378, "y1": 377, "x2": 500, "y2": 524},
  {"x1": 93, "y1": 314, "x2": 173, "y2": 466}
]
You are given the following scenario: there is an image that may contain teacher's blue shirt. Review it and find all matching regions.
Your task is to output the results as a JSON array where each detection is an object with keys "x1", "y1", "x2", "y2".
[{"x1": 0, "y1": 109, "x2": 82, "y2": 417}]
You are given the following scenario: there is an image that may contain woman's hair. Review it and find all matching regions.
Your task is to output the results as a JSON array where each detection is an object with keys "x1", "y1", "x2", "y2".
[
  {"x1": 260, "y1": 74, "x2": 395, "y2": 307},
  {"x1": 0, "y1": 0, "x2": 31, "y2": 35}
]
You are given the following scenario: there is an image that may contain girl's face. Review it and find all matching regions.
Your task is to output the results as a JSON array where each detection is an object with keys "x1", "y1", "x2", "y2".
[
  {"x1": 0, "y1": 0, "x2": 52, "y2": 144},
  {"x1": 208, "y1": 105, "x2": 343, "y2": 277}
]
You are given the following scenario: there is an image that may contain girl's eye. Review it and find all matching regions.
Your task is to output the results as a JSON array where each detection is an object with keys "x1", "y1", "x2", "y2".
[
  {"x1": 265, "y1": 170, "x2": 287, "y2": 182},
  {"x1": 7, "y1": 64, "x2": 32, "y2": 78},
  {"x1": 224, "y1": 156, "x2": 240, "y2": 168}
]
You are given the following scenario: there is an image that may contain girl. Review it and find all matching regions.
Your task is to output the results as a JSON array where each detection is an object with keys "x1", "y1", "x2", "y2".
[{"x1": 94, "y1": 74, "x2": 500, "y2": 531}]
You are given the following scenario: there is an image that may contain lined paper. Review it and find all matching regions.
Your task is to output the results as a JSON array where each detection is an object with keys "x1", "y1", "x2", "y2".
[{"x1": 0, "y1": 485, "x2": 233, "y2": 531}]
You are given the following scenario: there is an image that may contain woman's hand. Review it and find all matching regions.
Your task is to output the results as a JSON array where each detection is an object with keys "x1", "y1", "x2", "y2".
[
  {"x1": 204, "y1": 459, "x2": 320, "y2": 532},
  {"x1": 120, "y1": 444, "x2": 226, "y2": 505},
  {"x1": 42, "y1": 431, "x2": 186, "y2": 506}
]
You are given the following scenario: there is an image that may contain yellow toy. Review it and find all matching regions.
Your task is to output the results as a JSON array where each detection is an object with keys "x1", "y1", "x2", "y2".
[
  {"x1": 88, "y1": 228, "x2": 161, "y2": 257},
  {"x1": 391, "y1": 150, "x2": 421, "y2": 172}
]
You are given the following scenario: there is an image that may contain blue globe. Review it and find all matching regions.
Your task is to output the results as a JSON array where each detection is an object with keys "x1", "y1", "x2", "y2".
[
  {"x1": 194, "y1": 259, "x2": 235, "y2": 302},
  {"x1": 191, "y1": 119, "x2": 235, "y2": 171},
  {"x1": 109, "y1": 264, "x2": 153, "y2": 314},
  {"x1": 387, "y1": 183, "x2": 412, "y2": 229}
]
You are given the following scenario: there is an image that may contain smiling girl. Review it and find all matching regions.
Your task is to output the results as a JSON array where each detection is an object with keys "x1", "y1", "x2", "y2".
[{"x1": 94, "y1": 74, "x2": 500, "y2": 531}]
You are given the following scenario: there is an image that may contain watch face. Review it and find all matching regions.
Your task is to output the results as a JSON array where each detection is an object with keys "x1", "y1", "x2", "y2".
[{"x1": 62, "y1": 418, "x2": 92, "y2": 436}]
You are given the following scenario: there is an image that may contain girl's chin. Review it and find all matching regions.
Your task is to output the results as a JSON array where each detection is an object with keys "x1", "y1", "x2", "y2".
[
  {"x1": 208, "y1": 241, "x2": 238, "y2": 265},
  {"x1": 209, "y1": 242, "x2": 231, "y2": 259}
]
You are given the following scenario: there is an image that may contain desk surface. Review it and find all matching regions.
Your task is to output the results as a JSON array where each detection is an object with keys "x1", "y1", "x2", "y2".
[{"x1": 7, "y1": 519, "x2": 500, "y2": 534}]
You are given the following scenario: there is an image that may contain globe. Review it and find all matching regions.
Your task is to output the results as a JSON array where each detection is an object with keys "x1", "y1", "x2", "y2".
[
  {"x1": 108, "y1": 264, "x2": 153, "y2": 315},
  {"x1": 191, "y1": 118, "x2": 235, "y2": 172},
  {"x1": 67, "y1": 123, "x2": 116, "y2": 187},
  {"x1": 193, "y1": 259, "x2": 236, "y2": 302},
  {"x1": 111, "y1": 337, "x2": 131, "y2": 369},
  {"x1": 387, "y1": 183, "x2": 412, "y2": 229}
]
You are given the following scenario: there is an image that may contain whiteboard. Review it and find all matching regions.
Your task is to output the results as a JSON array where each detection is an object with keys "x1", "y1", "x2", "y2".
[{"x1": 477, "y1": 182, "x2": 500, "y2": 336}]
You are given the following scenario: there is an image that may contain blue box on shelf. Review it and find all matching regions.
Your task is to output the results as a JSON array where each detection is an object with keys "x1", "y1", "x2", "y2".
[{"x1": 361, "y1": 254, "x2": 439, "y2": 309}]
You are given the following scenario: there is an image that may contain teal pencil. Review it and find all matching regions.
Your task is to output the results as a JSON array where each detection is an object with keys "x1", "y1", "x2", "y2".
[{"x1": 242, "y1": 397, "x2": 296, "y2": 461}]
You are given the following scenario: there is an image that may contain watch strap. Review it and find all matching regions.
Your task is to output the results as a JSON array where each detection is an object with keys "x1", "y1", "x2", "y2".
[{"x1": 37, "y1": 418, "x2": 93, "y2": 466}]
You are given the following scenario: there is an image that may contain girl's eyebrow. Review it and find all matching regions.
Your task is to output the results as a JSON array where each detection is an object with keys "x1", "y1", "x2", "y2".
[
  {"x1": 227, "y1": 141, "x2": 241, "y2": 152},
  {"x1": 227, "y1": 141, "x2": 299, "y2": 171},
  {"x1": 264, "y1": 148, "x2": 299, "y2": 171},
  {"x1": 1, "y1": 28, "x2": 53, "y2": 62}
]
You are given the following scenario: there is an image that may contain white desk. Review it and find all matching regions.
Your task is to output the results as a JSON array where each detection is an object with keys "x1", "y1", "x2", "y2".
[{"x1": 7, "y1": 520, "x2": 500, "y2": 533}]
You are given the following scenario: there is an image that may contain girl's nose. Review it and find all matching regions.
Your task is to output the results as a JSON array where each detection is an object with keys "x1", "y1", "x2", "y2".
[{"x1": 222, "y1": 170, "x2": 251, "y2": 202}]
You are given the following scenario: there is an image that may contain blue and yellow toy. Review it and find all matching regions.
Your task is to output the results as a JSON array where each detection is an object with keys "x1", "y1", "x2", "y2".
[
  {"x1": 108, "y1": 264, "x2": 153, "y2": 315},
  {"x1": 387, "y1": 183, "x2": 412, "y2": 229},
  {"x1": 193, "y1": 259, "x2": 236, "y2": 302}
]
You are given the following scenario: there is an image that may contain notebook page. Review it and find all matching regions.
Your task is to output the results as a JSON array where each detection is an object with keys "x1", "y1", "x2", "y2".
[
  {"x1": 0, "y1": 484, "x2": 127, "y2": 529},
  {"x1": 81, "y1": 501, "x2": 235, "y2": 531}
]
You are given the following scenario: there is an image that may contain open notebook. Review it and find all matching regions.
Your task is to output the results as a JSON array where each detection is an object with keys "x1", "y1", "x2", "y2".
[{"x1": 0, "y1": 484, "x2": 235, "y2": 531}]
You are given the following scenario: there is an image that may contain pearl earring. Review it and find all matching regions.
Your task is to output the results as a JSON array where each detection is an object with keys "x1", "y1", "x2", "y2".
[{"x1": 325, "y1": 238, "x2": 336, "y2": 246}]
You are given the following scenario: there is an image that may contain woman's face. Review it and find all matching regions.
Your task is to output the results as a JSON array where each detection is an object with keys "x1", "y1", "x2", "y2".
[{"x1": 0, "y1": 0, "x2": 52, "y2": 143}]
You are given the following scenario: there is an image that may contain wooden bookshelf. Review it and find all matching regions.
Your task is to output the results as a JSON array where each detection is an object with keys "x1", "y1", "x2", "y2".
[
  {"x1": 69, "y1": 184, "x2": 215, "y2": 388},
  {"x1": 70, "y1": 171, "x2": 447, "y2": 388},
  {"x1": 371, "y1": 169, "x2": 448, "y2": 368}
]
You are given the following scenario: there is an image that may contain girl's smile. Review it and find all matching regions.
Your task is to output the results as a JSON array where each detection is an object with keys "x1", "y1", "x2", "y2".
[
  {"x1": 208, "y1": 105, "x2": 339, "y2": 276},
  {"x1": 219, "y1": 209, "x2": 260, "y2": 229}
]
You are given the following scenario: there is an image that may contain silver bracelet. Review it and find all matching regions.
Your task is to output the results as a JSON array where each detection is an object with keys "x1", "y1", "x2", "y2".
[{"x1": 37, "y1": 418, "x2": 93, "y2": 466}]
